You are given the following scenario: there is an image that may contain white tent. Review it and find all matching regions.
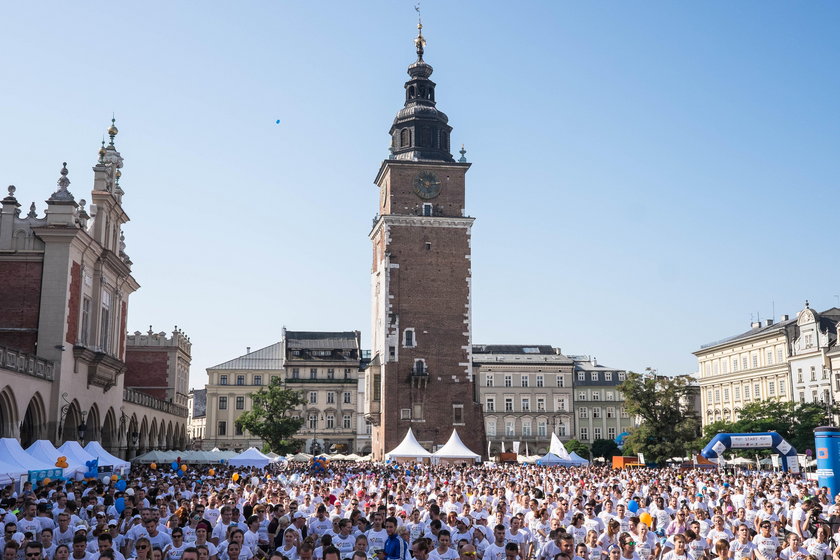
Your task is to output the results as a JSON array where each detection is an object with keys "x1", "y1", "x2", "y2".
[
  {"x1": 0, "y1": 438, "x2": 56, "y2": 472},
  {"x1": 84, "y1": 442, "x2": 130, "y2": 472},
  {"x1": 57, "y1": 441, "x2": 96, "y2": 470},
  {"x1": 432, "y1": 429, "x2": 481, "y2": 463},
  {"x1": 385, "y1": 428, "x2": 432, "y2": 462},
  {"x1": 228, "y1": 447, "x2": 272, "y2": 468},
  {"x1": 26, "y1": 440, "x2": 86, "y2": 477},
  {"x1": 289, "y1": 453, "x2": 313, "y2": 463},
  {"x1": 549, "y1": 433, "x2": 573, "y2": 461}
]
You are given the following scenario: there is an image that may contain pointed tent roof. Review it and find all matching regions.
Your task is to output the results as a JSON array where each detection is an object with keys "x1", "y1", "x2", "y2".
[
  {"x1": 84, "y1": 441, "x2": 130, "y2": 471},
  {"x1": 549, "y1": 433, "x2": 572, "y2": 460},
  {"x1": 568, "y1": 452, "x2": 590, "y2": 465},
  {"x1": 228, "y1": 447, "x2": 272, "y2": 468},
  {"x1": 26, "y1": 440, "x2": 85, "y2": 476},
  {"x1": 535, "y1": 452, "x2": 567, "y2": 466},
  {"x1": 432, "y1": 429, "x2": 480, "y2": 461},
  {"x1": 385, "y1": 428, "x2": 432, "y2": 459},
  {"x1": 0, "y1": 438, "x2": 55, "y2": 471},
  {"x1": 57, "y1": 441, "x2": 96, "y2": 467},
  {"x1": 208, "y1": 342, "x2": 283, "y2": 370}
]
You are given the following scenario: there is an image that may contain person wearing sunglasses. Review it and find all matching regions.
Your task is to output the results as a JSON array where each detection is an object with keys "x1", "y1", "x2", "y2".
[
  {"x1": 135, "y1": 538, "x2": 154, "y2": 560},
  {"x1": 24, "y1": 543, "x2": 43, "y2": 560},
  {"x1": 618, "y1": 533, "x2": 640, "y2": 560}
]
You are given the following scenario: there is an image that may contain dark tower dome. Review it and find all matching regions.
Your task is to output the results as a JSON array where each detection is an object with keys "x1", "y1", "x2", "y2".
[{"x1": 388, "y1": 22, "x2": 454, "y2": 162}]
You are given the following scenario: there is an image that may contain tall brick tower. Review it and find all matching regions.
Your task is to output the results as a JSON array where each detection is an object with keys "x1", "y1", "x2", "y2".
[{"x1": 364, "y1": 21, "x2": 485, "y2": 459}]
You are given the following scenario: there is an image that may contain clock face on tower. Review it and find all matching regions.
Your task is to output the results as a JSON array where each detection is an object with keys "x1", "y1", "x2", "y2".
[{"x1": 413, "y1": 171, "x2": 442, "y2": 200}]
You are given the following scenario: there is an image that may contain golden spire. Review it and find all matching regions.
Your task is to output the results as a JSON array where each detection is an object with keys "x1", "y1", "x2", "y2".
[{"x1": 414, "y1": 3, "x2": 425, "y2": 60}]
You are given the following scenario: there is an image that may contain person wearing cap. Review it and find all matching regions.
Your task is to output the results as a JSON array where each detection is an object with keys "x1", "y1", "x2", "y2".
[{"x1": 451, "y1": 518, "x2": 472, "y2": 547}]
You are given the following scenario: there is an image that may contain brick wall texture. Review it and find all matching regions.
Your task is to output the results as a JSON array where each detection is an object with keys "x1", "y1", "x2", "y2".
[{"x1": 0, "y1": 260, "x2": 43, "y2": 353}]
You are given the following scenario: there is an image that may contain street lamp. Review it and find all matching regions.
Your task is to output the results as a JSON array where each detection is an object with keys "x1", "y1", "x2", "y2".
[{"x1": 77, "y1": 421, "x2": 87, "y2": 445}]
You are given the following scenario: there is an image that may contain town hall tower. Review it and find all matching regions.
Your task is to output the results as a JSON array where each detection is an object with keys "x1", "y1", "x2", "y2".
[{"x1": 364, "y1": 23, "x2": 485, "y2": 459}]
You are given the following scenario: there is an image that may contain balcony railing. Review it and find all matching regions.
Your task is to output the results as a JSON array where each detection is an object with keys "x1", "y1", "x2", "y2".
[
  {"x1": 0, "y1": 345, "x2": 55, "y2": 381},
  {"x1": 124, "y1": 388, "x2": 189, "y2": 417}
]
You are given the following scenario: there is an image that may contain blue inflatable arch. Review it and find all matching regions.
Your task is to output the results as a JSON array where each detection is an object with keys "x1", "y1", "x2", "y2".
[{"x1": 700, "y1": 432, "x2": 799, "y2": 472}]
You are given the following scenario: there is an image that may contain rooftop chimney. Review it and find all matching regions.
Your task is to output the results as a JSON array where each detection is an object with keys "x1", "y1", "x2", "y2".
[
  {"x1": 764, "y1": 319, "x2": 774, "y2": 327},
  {"x1": 751, "y1": 321, "x2": 761, "y2": 328},
  {"x1": 781, "y1": 314, "x2": 790, "y2": 321}
]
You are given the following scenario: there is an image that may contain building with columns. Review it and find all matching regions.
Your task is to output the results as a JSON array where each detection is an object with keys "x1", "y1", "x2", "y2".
[
  {"x1": 364, "y1": 23, "x2": 485, "y2": 459},
  {"x1": 695, "y1": 303, "x2": 840, "y2": 429},
  {"x1": 0, "y1": 121, "x2": 188, "y2": 457}
]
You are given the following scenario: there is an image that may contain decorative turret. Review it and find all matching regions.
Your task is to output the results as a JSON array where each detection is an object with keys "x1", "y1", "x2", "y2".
[
  {"x1": 45, "y1": 163, "x2": 79, "y2": 227},
  {"x1": 388, "y1": 20, "x2": 454, "y2": 162}
]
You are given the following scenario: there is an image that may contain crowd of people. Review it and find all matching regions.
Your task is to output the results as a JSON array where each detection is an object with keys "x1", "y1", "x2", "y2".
[{"x1": 1, "y1": 462, "x2": 836, "y2": 560}]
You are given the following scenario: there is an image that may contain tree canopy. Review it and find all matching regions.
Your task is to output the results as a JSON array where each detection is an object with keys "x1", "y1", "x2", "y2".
[
  {"x1": 694, "y1": 399, "x2": 835, "y2": 455},
  {"x1": 234, "y1": 378, "x2": 306, "y2": 454},
  {"x1": 564, "y1": 439, "x2": 589, "y2": 458},
  {"x1": 591, "y1": 438, "x2": 620, "y2": 460},
  {"x1": 619, "y1": 372, "x2": 700, "y2": 465}
]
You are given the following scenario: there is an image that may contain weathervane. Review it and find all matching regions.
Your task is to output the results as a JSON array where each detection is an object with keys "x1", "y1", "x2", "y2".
[{"x1": 414, "y1": 1, "x2": 425, "y2": 60}]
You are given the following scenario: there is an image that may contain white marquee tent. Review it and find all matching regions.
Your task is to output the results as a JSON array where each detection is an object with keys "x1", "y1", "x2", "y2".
[
  {"x1": 228, "y1": 447, "x2": 272, "y2": 468},
  {"x1": 26, "y1": 440, "x2": 86, "y2": 477},
  {"x1": 385, "y1": 428, "x2": 432, "y2": 463},
  {"x1": 57, "y1": 441, "x2": 96, "y2": 469},
  {"x1": 85, "y1": 442, "x2": 130, "y2": 472},
  {"x1": 0, "y1": 438, "x2": 55, "y2": 472},
  {"x1": 432, "y1": 429, "x2": 481, "y2": 464}
]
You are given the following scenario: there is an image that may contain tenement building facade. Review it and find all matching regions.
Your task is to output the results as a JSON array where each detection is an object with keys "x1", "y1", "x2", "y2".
[
  {"x1": 203, "y1": 329, "x2": 368, "y2": 453},
  {"x1": 695, "y1": 302, "x2": 840, "y2": 429},
  {"x1": 364, "y1": 24, "x2": 485, "y2": 458},
  {"x1": 0, "y1": 122, "x2": 187, "y2": 457},
  {"x1": 571, "y1": 356, "x2": 634, "y2": 445},
  {"x1": 473, "y1": 345, "x2": 574, "y2": 455}
]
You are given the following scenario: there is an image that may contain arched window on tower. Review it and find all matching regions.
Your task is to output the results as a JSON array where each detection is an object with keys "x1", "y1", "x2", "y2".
[
  {"x1": 408, "y1": 86, "x2": 415, "y2": 99},
  {"x1": 400, "y1": 129, "x2": 410, "y2": 147},
  {"x1": 429, "y1": 87, "x2": 434, "y2": 101},
  {"x1": 442, "y1": 132, "x2": 449, "y2": 151}
]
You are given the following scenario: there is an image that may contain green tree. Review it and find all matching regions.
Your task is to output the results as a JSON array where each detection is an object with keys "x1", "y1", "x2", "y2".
[
  {"x1": 591, "y1": 438, "x2": 620, "y2": 460},
  {"x1": 235, "y1": 378, "x2": 306, "y2": 454},
  {"x1": 619, "y1": 372, "x2": 700, "y2": 466},
  {"x1": 564, "y1": 439, "x2": 590, "y2": 458}
]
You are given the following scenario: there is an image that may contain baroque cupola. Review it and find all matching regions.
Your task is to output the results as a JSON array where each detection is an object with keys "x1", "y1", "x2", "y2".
[{"x1": 389, "y1": 22, "x2": 454, "y2": 162}]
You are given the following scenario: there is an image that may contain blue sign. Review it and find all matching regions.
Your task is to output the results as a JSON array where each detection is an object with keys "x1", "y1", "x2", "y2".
[{"x1": 28, "y1": 468, "x2": 63, "y2": 483}]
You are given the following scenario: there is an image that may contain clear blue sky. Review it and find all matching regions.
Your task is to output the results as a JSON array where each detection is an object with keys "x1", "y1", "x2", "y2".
[{"x1": 2, "y1": 2, "x2": 838, "y2": 387}]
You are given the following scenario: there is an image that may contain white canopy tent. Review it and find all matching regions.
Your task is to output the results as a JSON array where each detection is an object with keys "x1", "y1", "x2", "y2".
[
  {"x1": 289, "y1": 453, "x2": 313, "y2": 463},
  {"x1": 57, "y1": 441, "x2": 96, "y2": 469},
  {"x1": 85, "y1": 442, "x2": 130, "y2": 472},
  {"x1": 0, "y1": 438, "x2": 55, "y2": 470},
  {"x1": 26, "y1": 440, "x2": 86, "y2": 477},
  {"x1": 432, "y1": 429, "x2": 481, "y2": 464},
  {"x1": 228, "y1": 447, "x2": 272, "y2": 468},
  {"x1": 385, "y1": 428, "x2": 432, "y2": 463}
]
